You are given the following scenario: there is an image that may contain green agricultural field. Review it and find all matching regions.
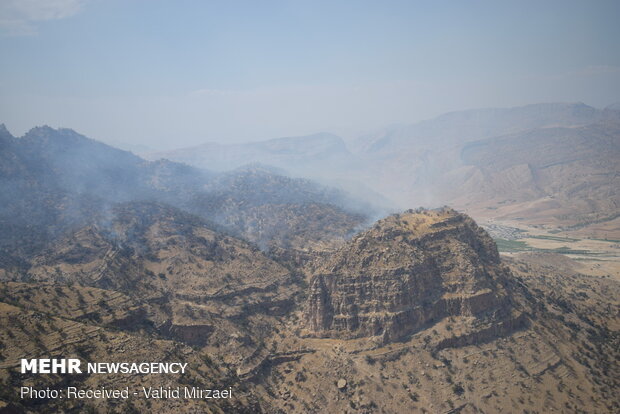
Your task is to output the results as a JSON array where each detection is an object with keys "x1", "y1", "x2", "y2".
[
  {"x1": 529, "y1": 235, "x2": 579, "y2": 242},
  {"x1": 494, "y1": 238, "x2": 531, "y2": 252},
  {"x1": 494, "y1": 239, "x2": 600, "y2": 256}
]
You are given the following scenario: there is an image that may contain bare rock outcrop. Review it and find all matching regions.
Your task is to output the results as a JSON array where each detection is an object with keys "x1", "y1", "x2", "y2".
[{"x1": 304, "y1": 208, "x2": 515, "y2": 342}]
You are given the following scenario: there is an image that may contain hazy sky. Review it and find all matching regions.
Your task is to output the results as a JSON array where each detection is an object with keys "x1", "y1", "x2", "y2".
[{"x1": 1, "y1": 0, "x2": 619, "y2": 150}]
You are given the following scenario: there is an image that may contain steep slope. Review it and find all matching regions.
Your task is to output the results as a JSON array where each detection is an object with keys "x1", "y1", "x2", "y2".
[
  {"x1": 187, "y1": 165, "x2": 370, "y2": 253},
  {"x1": 347, "y1": 103, "x2": 620, "y2": 232},
  {"x1": 304, "y1": 208, "x2": 519, "y2": 343},
  {"x1": 457, "y1": 120, "x2": 620, "y2": 225},
  {"x1": 0, "y1": 299, "x2": 259, "y2": 413},
  {"x1": 0, "y1": 125, "x2": 370, "y2": 263},
  {"x1": 4, "y1": 125, "x2": 214, "y2": 204},
  {"x1": 1, "y1": 120, "x2": 618, "y2": 413},
  {"x1": 350, "y1": 103, "x2": 620, "y2": 218},
  {"x1": 0, "y1": 125, "x2": 212, "y2": 261},
  {"x1": 1, "y1": 204, "x2": 618, "y2": 413},
  {"x1": 145, "y1": 133, "x2": 392, "y2": 217},
  {"x1": 144, "y1": 103, "x2": 620, "y2": 231},
  {"x1": 252, "y1": 210, "x2": 619, "y2": 414},
  {"x1": 20, "y1": 202, "x2": 298, "y2": 353}
]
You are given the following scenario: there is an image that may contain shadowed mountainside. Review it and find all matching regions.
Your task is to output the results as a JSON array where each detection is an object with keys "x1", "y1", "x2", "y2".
[
  {"x1": 0, "y1": 121, "x2": 618, "y2": 413},
  {"x1": 0, "y1": 125, "x2": 373, "y2": 264}
]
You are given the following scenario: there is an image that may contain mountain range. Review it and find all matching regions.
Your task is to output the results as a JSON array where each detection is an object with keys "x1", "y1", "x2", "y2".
[
  {"x1": 0, "y1": 112, "x2": 618, "y2": 413},
  {"x1": 0, "y1": 125, "x2": 374, "y2": 264},
  {"x1": 146, "y1": 102, "x2": 620, "y2": 236}
]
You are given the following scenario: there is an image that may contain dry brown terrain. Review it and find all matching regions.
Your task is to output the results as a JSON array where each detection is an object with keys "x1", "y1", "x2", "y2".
[
  {"x1": 0, "y1": 122, "x2": 618, "y2": 413},
  {"x1": 2, "y1": 208, "x2": 618, "y2": 413}
]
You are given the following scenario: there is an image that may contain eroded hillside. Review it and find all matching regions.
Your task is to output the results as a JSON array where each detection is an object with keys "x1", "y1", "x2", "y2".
[
  {"x1": 0, "y1": 124, "x2": 618, "y2": 413},
  {"x1": 304, "y1": 208, "x2": 518, "y2": 343}
]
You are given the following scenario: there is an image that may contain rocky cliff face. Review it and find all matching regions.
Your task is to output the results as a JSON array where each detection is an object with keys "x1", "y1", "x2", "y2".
[
  {"x1": 304, "y1": 208, "x2": 514, "y2": 342},
  {"x1": 22, "y1": 201, "x2": 299, "y2": 356}
]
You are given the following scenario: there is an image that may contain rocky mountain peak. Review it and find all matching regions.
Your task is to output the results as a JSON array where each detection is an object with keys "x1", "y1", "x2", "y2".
[
  {"x1": 304, "y1": 208, "x2": 515, "y2": 343},
  {"x1": 0, "y1": 123, "x2": 14, "y2": 141}
]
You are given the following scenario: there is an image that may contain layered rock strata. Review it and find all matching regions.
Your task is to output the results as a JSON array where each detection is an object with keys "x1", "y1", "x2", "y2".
[{"x1": 305, "y1": 208, "x2": 515, "y2": 342}]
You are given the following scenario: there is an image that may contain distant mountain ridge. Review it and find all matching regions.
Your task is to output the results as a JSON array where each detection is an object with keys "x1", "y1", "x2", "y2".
[
  {"x1": 0, "y1": 121, "x2": 619, "y2": 413},
  {"x1": 145, "y1": 132, "x2": 353, "y2": 172},
  {"x1": 0, "y1": 124, "x2": 373, "y2": 262},
  {"x1": 147, "y1": 102, "x2": 620, "y2": 231},
  {"x1": 352, "y1": 102, "x2": 609, "y2": 155}
]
